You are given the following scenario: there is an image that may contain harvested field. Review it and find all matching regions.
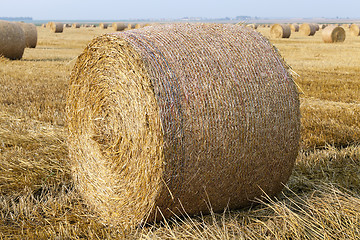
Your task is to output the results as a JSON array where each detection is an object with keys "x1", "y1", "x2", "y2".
[{"x1": 0, "y1": 24, "x2": 360, "y2": 239}]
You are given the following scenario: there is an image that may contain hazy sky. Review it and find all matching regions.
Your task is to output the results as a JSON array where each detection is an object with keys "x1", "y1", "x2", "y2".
[{"x1": 1, "y1": 0, "x2": 360, "y2": 20}]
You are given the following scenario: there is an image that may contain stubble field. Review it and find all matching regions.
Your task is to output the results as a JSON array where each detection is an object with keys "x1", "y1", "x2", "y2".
[{"x1": 0, "y1": 25, "x2": 359, "y2": 239}]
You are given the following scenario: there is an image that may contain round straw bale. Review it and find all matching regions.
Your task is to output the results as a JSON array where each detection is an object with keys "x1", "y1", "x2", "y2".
[
  {"x1": 99, "y1": 23, "x2": 108, "y2": 29},
  {"x1": 113, "y1": 22, "x2": 126, "y2": 31},
  {"x1": 41, "y1": 23, "x2": 46, "y2": 28},
  {"x1": 314, "y1": 24, "x2": 320, "y2": 31},
  {"x1": 0, "y1": 20, "x2": 25, "y2": 60},
  {"x1": 46, "y1": 22, "x2": 52, "y2": 28},
  {"x1": 134, "y1": 23, "x2": 141, "y2": 29},
  {"x1": 270, "y1": 24, "x2": 291, "y2": 38},
  {"x1": 290, "y1": 24, "x2": 299, "y2": 32},
  {"x1": 17, "y1": 22, "x2": 37, "y2": 48},
  {"x1": 51, "y1": 22, "x2": 63, "y2": 33},
  {"x1": 322, "y1": 26, "x2": 346, "y2": 43},
  {"x1": 72, "y1": 23, "x2": 80, "y2": 28},
  {"x1": 350, "y1": 24, "x2": 360, "y2": 36},
  {"x1": 67, "y1": 23, "x2": 300, "y2": 229},
  {"x1": 299, "y1": 23, "x2": 317, "y2": 36}
]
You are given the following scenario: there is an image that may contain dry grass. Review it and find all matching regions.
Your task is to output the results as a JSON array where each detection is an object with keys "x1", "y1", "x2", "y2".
[{"x1": 0, "y1": 25, "x2": 360, "y2": 239}]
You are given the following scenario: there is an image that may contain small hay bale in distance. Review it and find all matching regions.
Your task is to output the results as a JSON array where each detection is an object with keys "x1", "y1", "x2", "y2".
[
  {"x1": 50, "y1": 22, "x2": 63, "y2": 33},
  {"x1": 67, "y1": 23, "x2": 300, "y2": 229},
  {"x1": 246, "y1": 23, "x2": 258, "y2": 29},
  {"x1": 0, "y1": 20, "x2": 25, "y2": 60},
  {"x1": 112, "y1": 22, "x2": 126, "y2": 31},
  {"x1": 322, "y1": 25, "x2": 346, "y2": 43},
  {"x1": 290, "y1": 24, "x2": 299, "y2": 32},
  {"x1": 270, "y1": 24, "x2": 291, "y2": 38},
  {"x1": 299, "y1": 23, "x2": 317, "y2": 36},
  {"x1": 350, "y1": 24, "x2": 360, "y2": 36},
  {"x1": 99, "y1": 23, "x2": 108, "y2": 29},
  {"x1": 17, "y1": 22, "x2": 37, "y2": 48},
  {"x1": 72, "y1": 23, "x2": 80, "y2": 28}
]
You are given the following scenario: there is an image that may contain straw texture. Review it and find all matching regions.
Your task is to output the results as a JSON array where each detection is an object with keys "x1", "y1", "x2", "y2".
[
  {"x1": 299, "y1": 23, "x2": 317, "y2": 36},
  {"x1": 0, "y1": 20, "x2": 25, "y2": 60},
  {"x1": 112, "y1": 22, "x2": 126, "y2": 31},
  {"x1": 17, "y1": 22, "x2": 37, "y2": 48},
  {"x1": 67, "y1": 23, "x2": 300, "y2": 230},
  {"x1": 350, "y1": 24, "x2": 360, "y2": 36},
  {"x1": 270, "y1": 24, "x2": 291, "y2": 38},
  {"x1": 50, "y1": 22, "x2": 63, "y2": 33},
  {"x1": 322, "y1": 26, "x2": 346, "y2": 43}
]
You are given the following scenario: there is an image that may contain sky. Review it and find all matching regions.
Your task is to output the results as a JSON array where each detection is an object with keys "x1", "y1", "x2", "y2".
[{"x1": 1, "y1": 0, "x2": 360, "y2": 20}]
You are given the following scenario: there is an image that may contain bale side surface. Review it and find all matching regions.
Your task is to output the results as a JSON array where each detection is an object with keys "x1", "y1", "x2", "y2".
[
  {"x1": 51, "y1": 22, "x2": 63, "y2": 33},
  {"x1": 67, "y1": 23, "x2": 300, "y2": 230},
  {"x1": 350, "y1": 24, "x2": 360, "y2": 36},
  {"x1": 322, "y1": 26, "x2": 346, "y2": 43},
  {"x1": 17, "y1": 22, "x2": 37, "y2": 48},
  {"x1": 270, "y1": 24, "x2": 291, "y2": 38},
  {"x1": 0, "y1": 20, "x2": 25, "y2": 59},
  {"x1": 299, "y1": 23, "x2": 317, "y2": 36}
]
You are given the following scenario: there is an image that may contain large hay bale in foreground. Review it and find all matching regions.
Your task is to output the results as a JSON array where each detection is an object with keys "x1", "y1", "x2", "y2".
[
  {"x1": 112, "y1": 22, "x2": 126, "y2": 31},
  {"x1": 0, "y1": 20, "x2": 25, "y2": 60},
  {"x1": 50, "y1": 22, "x2": 63, "y2": 33},
  {"x1": 67, "y1": 23, "x2": 300, "y2": 230},
  {"x1": 17, "y1": 22, "x2": 37, "y2": 48},
  {"x1": 322, "y1": 26, "x2": 346, "y2": 43},
  {"x1": 290, "y1": 24, "x2": 299, "y2": 32},
  {"x1": 350, "y1": 24, "x2": 360, "y2": 36},
  {"x1": 299, "y1": 23, "x2": 317, "y2": 36},
  {"x1": 270, "y1": 24, "x2": 291, "y2": 38}
]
